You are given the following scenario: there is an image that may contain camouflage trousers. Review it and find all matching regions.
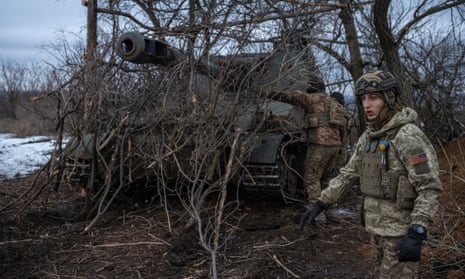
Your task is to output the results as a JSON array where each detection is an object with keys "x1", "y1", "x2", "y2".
[
  {"x1": 304, "y1": 144, "x2": 340, "y2": 204},
  {"x1": 370, "y1": 234, "x2": 419, "y2": 279}
]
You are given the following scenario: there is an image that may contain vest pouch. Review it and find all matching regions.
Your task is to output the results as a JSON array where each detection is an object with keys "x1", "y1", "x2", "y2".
[
  {"x1": 360, "y1": 150, "x2": 383, "y2": 198},
  {"x1": 302, "y1": 115, "x2": 322, "y2": 129},
  {"x1": 396, "y1": 174, "x2": 417, "y2": 209},
  {"x1": 381, "y1": 171, "x2": 399, "y2": 201},
  {"x1": 328, "y1": 100, "x2": 346, "y2": 128},
  {"x1": 360, "y1": 148, "x2": 401, "y2": 201}
]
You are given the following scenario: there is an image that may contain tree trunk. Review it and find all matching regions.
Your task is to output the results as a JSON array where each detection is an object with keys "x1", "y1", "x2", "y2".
[
  {"x1": 373, "y1": 0, "x2": 414, "y2": 109},
  {"x1": 83, "y1": 0, "x2": 98, "y2": 129},
  {"x1": 86, "y1": 0, "x2": 98, "y2": 59},
  {"x1": 339, "y1": 0, "x2": 366, "y2": 134}
]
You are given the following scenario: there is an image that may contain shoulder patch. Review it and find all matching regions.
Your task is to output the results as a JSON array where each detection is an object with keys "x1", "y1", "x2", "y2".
[{"x1": 410, "y1": 152, "x2": 428, "y2": 165}]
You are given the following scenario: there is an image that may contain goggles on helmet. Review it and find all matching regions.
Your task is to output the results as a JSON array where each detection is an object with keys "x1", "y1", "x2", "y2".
[{"x1": 355, "y1": 70, "x2": 399, "y2": 97}]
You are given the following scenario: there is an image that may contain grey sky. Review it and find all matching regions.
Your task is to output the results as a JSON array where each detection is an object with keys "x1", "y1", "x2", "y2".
[
  {"x1": 0, "y1": 1, "x2": 459, "y2": 64},
  {"x1": 0, "y1": 0, "x2": 86, "y2": 62}
]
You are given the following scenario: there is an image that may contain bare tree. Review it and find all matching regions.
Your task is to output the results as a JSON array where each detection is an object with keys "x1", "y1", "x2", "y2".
[
  {"x1": 12, "y1": 0, "x2": 464, "y2": 277},
  {"x1": 373, "y1": 0, "x2": 465, "y2": 106},
  {"x1": 403, "y1": 31, "x2": 465, "y2": 141},
  {"x1": 0, "y1": 59, "x2": 28, "y2": 119}
]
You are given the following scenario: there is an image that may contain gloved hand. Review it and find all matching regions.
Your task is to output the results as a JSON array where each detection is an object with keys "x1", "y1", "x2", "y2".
[
  {"x1": 299, "y1": 200, "x2": 328, "y2": 230},
  {"x1": 392, "y1": 225, "x2": 427, "y2": 262}
]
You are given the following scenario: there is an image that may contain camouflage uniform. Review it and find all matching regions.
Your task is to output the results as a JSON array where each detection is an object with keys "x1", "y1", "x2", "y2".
[
  {"x1": 318, "y1": 107, "x2": 443, "y2": 278},
  {"x1": 262, "y1": 90, "x2": 342, "y2": 203},
  {"x1": 330, "y1": 92, "x2": 352, "y2": 173},
  {"x1": 334, "y1": 110, "x2": 353, "y2": 172},
  {"x1": 370, "y1": 235, "x2": 418, "y2": 279}
]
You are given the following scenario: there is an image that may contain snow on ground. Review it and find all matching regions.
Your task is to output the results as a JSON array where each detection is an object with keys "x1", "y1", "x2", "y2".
[{"x1": 0, "y1": 133, "x2": 63, "y2": 180}]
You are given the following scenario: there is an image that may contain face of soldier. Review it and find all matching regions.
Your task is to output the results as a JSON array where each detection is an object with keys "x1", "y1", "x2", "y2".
[{"x1": 361, "y1": 93, "x2": 385, "y2": 121}]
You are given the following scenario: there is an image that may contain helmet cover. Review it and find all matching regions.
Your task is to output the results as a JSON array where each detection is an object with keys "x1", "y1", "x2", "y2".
[
  {"x1": 306, "y1": 72, "x2": 325, "y2": 93},
  {"x1": 355, "y1": 70, "x2": 399, "y2": 97}
]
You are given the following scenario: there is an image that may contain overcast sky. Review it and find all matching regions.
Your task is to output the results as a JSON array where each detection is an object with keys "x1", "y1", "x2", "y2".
[
  {"x1": 0, "y1": 0, "x2": 86, "y2": 63},
  {"x1": 0, "y1": 1, "x2": 458, "y2": 64}
]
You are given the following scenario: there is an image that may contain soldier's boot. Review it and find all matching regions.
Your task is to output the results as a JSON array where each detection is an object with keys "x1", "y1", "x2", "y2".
[
  {"x1": 315, "y1": 213, "x2": 328, "y2": 224},
  {"x1": 292, "y1": 206, "x2": 310, "y2": 224},
  {"x1": 292, "y1": 208, "x2": 328, "y2": 224},
  {"x1": 324, "y1": 209, "x2": 340, "y2": 223}
]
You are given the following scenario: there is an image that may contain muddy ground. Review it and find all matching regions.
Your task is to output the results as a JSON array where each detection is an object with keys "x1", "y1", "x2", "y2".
[{"x1": 1, "y1": 138, "x2": 465, "y2": 279}]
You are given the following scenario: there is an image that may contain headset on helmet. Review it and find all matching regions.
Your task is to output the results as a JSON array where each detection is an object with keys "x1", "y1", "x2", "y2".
[{"x1": 355, "y1": 70, "x2": 401, "y2": 110}]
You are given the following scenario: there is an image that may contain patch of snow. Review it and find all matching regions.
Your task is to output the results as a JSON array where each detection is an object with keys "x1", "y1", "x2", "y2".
[
  {"x1": 0, "y1": 133, "x2": 64, "y2": 180},
  {"x1": 335, "y1": 208, "x2": 356, "y2": 216}
]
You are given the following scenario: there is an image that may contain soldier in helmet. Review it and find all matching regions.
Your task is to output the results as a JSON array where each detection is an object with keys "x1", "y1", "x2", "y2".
[
  {"x1": 259, "y1": 73, "x2": 346, "y2": 223},
  {"x1": 301, "y1": 70, "x2": 443, "y2": 278}
]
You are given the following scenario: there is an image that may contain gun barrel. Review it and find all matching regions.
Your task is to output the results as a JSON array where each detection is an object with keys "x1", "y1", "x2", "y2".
[{"x1": 116, "y1": 32, "x2": 181, "y2": 65}]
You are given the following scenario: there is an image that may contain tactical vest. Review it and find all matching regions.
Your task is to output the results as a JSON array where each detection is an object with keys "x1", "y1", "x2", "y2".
[
  {"x1": 359, "y1": 128, "x2": 417, "y2": 209},
  {"x1": 302, "y1": 98, "x2": 346, "y2": 129}
]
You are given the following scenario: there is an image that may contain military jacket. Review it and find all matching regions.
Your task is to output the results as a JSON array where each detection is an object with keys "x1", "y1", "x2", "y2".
[
  {"x1": 264, "y1": 90, "x2": 341, "y2": 146},
  {"x1": 319, "y1": 107, "x2": 443, "y2": 237}
]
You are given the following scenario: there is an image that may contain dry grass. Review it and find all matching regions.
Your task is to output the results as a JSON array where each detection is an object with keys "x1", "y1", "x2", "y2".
[
  {"x1": 0, "y1": 98, "x2": 56, "y2": 137},
  {"x1": 0, "y1": 118, "x2": 55, "y2": 137},
  {"x1": 0, "y1": 93, "x2": 57, "y2": 137}
]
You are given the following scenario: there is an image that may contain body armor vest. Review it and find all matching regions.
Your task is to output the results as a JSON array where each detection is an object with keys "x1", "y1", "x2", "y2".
[
  {"x1": 359, "y1": 129, "x2": 415, "y2": 208},
  {"x1": 360, "y1": 139, "x2": 400, "y2": 200}
]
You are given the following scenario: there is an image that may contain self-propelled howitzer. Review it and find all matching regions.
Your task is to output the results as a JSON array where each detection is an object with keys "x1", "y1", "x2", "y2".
[{"x1": 65, "y1": 31, "x2": 314, "y2": 201}]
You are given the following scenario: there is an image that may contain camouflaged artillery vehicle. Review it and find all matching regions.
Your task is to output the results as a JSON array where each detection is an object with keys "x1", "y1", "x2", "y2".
[{"x1": 64, "y1": 31, "x2": 317, "y2": 201}]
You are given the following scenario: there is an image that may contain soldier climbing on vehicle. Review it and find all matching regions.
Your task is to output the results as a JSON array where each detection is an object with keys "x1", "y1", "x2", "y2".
[{"x1": 259, "y1": 73, "x2": 346, "y2": 223}]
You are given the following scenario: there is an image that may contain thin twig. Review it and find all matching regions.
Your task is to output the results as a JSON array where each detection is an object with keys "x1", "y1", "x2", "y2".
[
  {"x1": 0, "y1": 238, "x2": 35, "y2": 245},
  {"x1": 269, "y1": 253, "x2": 300, "y2": 278},
  {"x1": 83, "y1": 241, "x2": 167, "y2": 248},
  {"x1": 451, "y1": 174, "x2": 465, "y2": 183},
  {"x1": 253, "y1": 236, "x2": 306, "y2": 249},
  {"x1": 457, "y1": 138, "x2": 465, "y2": 168},
  {"x1": 438, "y1": 140, "x2": 453, "y2": 185},
  {"x1": 147, "y1": 232, "x2": 171, "y2": 246}
]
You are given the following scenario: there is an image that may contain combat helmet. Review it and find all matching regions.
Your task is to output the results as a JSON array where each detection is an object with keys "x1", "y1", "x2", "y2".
[
  {"x1": 355, "y1": 70, "x2": 401, "y2": 110},
  {"x1": 306, "y1": 72, "x2": 325, "y2": 93},
  {"x1": 330, "y1": 92, "x2": 345, "y2": 106}
]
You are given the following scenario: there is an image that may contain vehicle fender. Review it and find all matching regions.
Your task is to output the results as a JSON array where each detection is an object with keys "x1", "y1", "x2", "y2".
[
  {"x1": 65, "y1": 134, "x2": 95, "y2": 159},
  {"x1": 247, "y1": 134, "x2": 285, "y2": 164}
]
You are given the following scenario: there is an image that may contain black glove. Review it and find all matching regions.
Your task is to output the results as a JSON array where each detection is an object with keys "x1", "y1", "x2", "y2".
[
  {"x1": 392, "y1": 225, "x2": 427, "y2": 262},
  {"x1": 299, "y1": 200, "x2": 328, "y2": 230}
]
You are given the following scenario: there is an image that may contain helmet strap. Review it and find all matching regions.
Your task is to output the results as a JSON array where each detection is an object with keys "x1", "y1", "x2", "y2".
[
  {"x1": 382, "y1": 90, "x2": 397, "y2": 110},
  {"x1": 366, "y1": 104, "x2": 396, "y2": 131}
]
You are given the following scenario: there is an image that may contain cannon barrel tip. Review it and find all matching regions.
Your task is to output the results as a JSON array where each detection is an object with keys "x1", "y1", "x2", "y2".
[
  {"x1": 116, "y1": 32, "x2": 147, "y2": 63},
  {"x1": 116, "y1": 32, "x2": 180, "y2": 65}
]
